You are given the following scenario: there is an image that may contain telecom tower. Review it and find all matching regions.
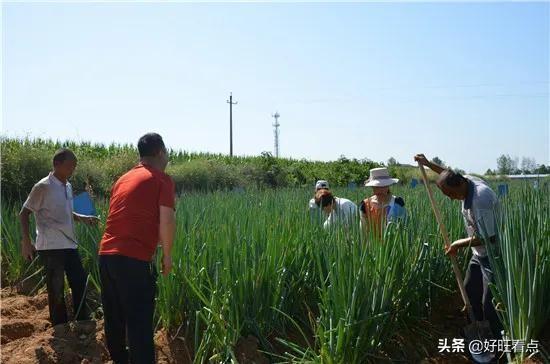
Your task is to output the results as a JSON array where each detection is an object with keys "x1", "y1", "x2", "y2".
[{"x1": 272, "y1": 112, "x2": 280, "y2": 158}]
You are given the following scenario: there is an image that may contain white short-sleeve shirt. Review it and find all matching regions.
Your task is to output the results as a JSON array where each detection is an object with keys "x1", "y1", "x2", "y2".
[
  {"x1": 462, "y1": 176, "x2": 498, "y2": 257},
  {"x1": 309, "y1": 198, "x2": 317, "y2": 211},
  {"x1": 323, "y1": 197, "x2": 358, "y2": 229},
  {"x1": 23, "y1": 173, "x2": 77, "y2": 250}
]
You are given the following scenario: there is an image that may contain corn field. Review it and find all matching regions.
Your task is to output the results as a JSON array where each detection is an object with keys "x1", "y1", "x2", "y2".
[{"x1": 1, "y1": 182, "x2": 549, "y2": 363}]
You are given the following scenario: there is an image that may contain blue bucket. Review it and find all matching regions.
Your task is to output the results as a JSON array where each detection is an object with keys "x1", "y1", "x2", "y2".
[{"x1": 497, "y1": 184, "x2": 508, "y2": 197}]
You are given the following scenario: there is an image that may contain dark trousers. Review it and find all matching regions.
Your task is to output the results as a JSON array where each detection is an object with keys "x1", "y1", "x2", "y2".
[
  {"x1": 464, "y1": 254, "x2": 503, "y2": 338},
  {"x1": 39, "y1": 249, "x2": 90, "y2": 325},
  {"x1": 99, "y1": 254, "x2": 157, "y2": 364}
]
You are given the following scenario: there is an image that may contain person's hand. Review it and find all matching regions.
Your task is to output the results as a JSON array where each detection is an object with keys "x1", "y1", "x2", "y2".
[
  {"x1": 445, "y1": 241, "x2": 461, "y2": 256},
  {"x1": 21, "y1": 237, "x2": 35, "y2": 262},
  {"x1": 161, "y1": 255, "x2": 172, "y2": 276},
  {"x1": 414, "y1": 154, "x2": 430, "y2": 167},
  {"x1": 83, "y1": 216, "x2": 100, "y2": 226}
]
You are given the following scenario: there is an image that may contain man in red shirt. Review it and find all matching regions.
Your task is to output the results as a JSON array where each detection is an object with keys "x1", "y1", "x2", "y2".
[{"x1": 99, "y1": 133, "x2": 176, "y2": 364}]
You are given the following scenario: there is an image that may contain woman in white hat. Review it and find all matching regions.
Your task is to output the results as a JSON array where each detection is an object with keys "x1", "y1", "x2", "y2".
[{"x1": 360, "y1": 167, "x2": 406, "y2": 238}]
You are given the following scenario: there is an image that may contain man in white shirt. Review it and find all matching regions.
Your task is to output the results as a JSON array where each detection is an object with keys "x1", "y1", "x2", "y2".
[
  {"x1": 309, "y1": 180, "x2": 330, "y2": 224},
  {"x1": 19, "y1": 149, "x2": 99, "y2": 325},
  {"x1": 314, "y1": 189, "x2": 358, "y2": 229},
  {"x1": 414, "y1": 153, "x2": 502, "y2": 338}
]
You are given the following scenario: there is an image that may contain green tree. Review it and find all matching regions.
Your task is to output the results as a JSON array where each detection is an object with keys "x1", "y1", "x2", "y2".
[
  {"x1": 387, "y1": 157, "x2": 398, "y2": 166},
  {"x1": 497, "y1": 154, "x2": 516, "y2": 175},
  {"x1": 432, "y1": 156, "x2": 445, "y2": 167},
  {"x1": 534, "y1": 164, "x2": 549, "y2": 174},
  {"x1": 520, "y1": 157, "x2": 537, "y2": 174}
]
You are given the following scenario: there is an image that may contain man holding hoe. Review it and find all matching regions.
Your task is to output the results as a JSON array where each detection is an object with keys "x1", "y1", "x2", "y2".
[{"x1": 414, "y1": 153, "x2": 503, "y2": 340}]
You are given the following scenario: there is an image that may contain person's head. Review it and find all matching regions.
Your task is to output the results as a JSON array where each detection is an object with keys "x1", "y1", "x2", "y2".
[
  {"x1": 52, "y1": 149, "x2": 77, "y2": 180},
  {"x1": 138, "y1": 133, "x2": 168, "y2": 171},
  {"x1": 372, "y1": 186, "x2": 390, "y2": 198},
  {"x1": 315, "y1": 180, "x2": 330, "y2": 192},
  {"x1": 315, "y1": 189, "x2": 335, "y2": 214},
  {"x1": 364, "y1": 168, "x2": 398, "y2": 198},
  {"x1": 436, "y1": 169, "x2": 468, "y2": 200}
]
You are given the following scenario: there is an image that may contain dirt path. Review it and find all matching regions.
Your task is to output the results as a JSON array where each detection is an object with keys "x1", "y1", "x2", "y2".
[
  {"x1": 0, "y1": 288, "x2": 194, "y2": 363},
  {"x1": 1, "y1": 288, "x2": 108, "y2": 363},
  {"x1": 1, "y1": 289, "x2": 547, "y2": 363},
  {"x1": 0, "y1": 289, "x2": 264, "y2": 364}
]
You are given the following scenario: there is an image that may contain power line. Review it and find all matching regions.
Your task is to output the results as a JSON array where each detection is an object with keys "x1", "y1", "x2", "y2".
[{"x1": 226, "y1": 92, "x2": 238, "y2": 157}]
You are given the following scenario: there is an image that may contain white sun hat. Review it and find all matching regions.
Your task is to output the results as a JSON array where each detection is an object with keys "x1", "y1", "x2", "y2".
[
  {"x1": 364, "y1": 168, "x2": 399, "y2": 187},
  {"x1": 315, "y1": 180, "x2": 329, "y2": 190}
]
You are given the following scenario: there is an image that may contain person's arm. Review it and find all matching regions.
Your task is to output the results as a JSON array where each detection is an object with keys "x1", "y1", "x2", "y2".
[
  {"x1": 445, "y1": 235, "x2": 480, "y2": 255},
  {"x1": 159, "y1": 206, "x2": 176, "y2": 276},
  {"x1": 359, "y1": 200, "x2": 369, "y2": 233},
  {"x1": 414, "y1": 154, "x2": 445, "y2": 175},
  {"x1": 19, "y1": 207, "x2": 36, "y2": 261},
  {"x1": 453, "y1": 204, "x2": 498, "y2": 252},
  {"x1": 19, "y1": 184, "x2": 45, "y2": 261},
  {"x1": 323, "y1": 209, "x2": 334, "y2": 229},
  {"x1": 360, "y1": 212, "x2": 368, "y2": 232},
  {"x1": 446, "y1": 233, "x2": 498, "y2": 256},
  {"x1": 73, "y1": 212, "x2": 100, "y2": 225}
]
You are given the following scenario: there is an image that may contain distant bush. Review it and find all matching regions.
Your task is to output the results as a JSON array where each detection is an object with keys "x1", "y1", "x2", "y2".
[
  {"x1": 168, "y1": 160, "x2": 244, "y2": 193},
  {"x1": 1, "y1": 137, "x2": 381, "y2": 201},
  {"x1": 1, "y1": 138, "x2": 51, "y2": 201}
]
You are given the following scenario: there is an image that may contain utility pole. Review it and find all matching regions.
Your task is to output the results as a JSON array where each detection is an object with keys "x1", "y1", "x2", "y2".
[
  {"x1": 227, "y1": 92, "x2": 238, "y2": 157},
  {"x1": 272, "y1": 112, "x2": 280, "y2": 158}
]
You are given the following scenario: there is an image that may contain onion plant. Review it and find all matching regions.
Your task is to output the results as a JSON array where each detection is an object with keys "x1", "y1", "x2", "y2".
[
  {"x1": 486, "y1": 183, "x2": 550, "y2": 362},
  {"x1": 1, "y1": 181, "x2": 547, "y2": 363}
]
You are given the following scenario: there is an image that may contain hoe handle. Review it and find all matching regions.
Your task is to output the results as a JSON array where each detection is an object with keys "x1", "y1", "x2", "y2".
[{"x1": 417, "y1": 164, "x2": 474, "y2": 319}]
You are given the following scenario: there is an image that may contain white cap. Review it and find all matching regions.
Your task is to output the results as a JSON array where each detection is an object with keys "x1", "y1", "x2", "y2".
[{"x1": 315, "y1": 180, "x2": 329, "y2": 190}]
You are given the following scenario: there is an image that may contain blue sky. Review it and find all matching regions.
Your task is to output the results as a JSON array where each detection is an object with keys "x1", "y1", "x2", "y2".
[{"x1": 2, "y1": 2, "x2": 549, "y2": 173}]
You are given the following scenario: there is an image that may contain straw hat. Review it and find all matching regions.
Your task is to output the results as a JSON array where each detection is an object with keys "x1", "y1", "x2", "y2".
[{"x1": 364, "y1": 168, "x2": 399, "y2": 187}]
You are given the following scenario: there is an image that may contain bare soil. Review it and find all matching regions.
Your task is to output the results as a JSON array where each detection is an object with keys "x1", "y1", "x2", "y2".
[{"x1": 1, "y1": 288, "x2": 547, "y2": 363}]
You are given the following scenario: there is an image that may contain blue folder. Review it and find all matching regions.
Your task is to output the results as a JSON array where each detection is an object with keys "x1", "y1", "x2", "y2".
[{"x1": 73, "y1": 192, "x2": 97, "y2": 216}]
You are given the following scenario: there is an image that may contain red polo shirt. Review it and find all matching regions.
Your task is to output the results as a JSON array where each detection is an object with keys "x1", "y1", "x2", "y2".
[{"x1": 99, "y1": 163, "x2": 175, "y2": 261}]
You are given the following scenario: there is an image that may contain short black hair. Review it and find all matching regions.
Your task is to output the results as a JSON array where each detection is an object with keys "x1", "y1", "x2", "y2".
[
  {"x1": 53, "y1": 148, "x2": 76, "y2": 165},
  {"x1": 438, "y1": 169, "x2": 467, "y2": 187},
  {"x1": 138, "y1": 133, "x2": 166, "y2": 158}
]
